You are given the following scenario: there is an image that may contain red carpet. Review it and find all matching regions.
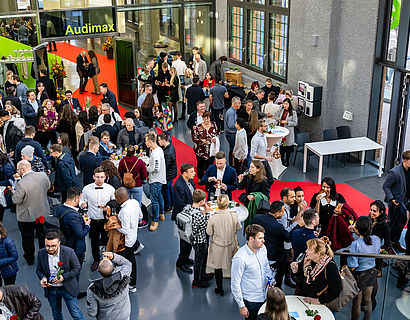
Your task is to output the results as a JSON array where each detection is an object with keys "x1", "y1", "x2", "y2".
[
  {"x1": 54, "y1": 42, "x2": 375, "y2": 218},
  {"x1": 52, "y1": 42, "x2": 129, "y2": 116}
]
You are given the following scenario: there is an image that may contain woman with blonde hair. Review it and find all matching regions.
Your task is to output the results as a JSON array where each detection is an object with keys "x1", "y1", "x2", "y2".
[
  {"x1": 256, "y1": 287, "x2": 295, "y2": 320},
  {"x1": 290, "y1": 238, "x2": 342, "y2": 305},
  {"x1": 88, "y1": 50, "x2": 101, "y2": 94},
  {"x1": 206, "y1": 194, "x2": 242, "y2": 296},
  {"x1": 169, "y1": 66, "x2": 180, "y2": 123}
]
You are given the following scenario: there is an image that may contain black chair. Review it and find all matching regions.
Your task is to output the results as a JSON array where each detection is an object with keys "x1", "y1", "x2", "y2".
[
  {"x1": 336, "y1": 126, "x2": 352, "y2": 165},
  {"x1": 293, "y1": 132, "x2": 313, "y2": 167},
  {"x1": 323, "y1": 129, "x2": 338, "y2": 167}
]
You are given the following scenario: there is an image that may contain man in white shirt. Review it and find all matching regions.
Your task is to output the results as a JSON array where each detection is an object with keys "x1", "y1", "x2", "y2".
[
  {"x1": 145, "y1": 133, "x2": 167, "y2": 231},
  {"x1": 232, "y1": 118, "x2": 248, "y2": 174},
  {"x1": 137, "y1": 84, "x2": 153, "y2": 107},
  {"x1": 96, "y1": 103, "x2": 122, "y2": 127},
  {"x1": 115, "y1": 187, "x2": 142, "y2": 292},
  {"x1": 80, "y1": 167, "x2": 115, "y2": 271},
  {"x1": 171, "y1": 52, "x2": 187, "y2": 79},
  {"x1": 231, "y1": 224, "x2": 273, "y2": 320}
]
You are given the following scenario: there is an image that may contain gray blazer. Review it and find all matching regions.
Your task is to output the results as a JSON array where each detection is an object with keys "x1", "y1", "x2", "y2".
[
  {"x1": 12, "y1": 171, "x2": 50, "y2": 222},
  {"x1": 276, "y1": 107, "x2": 298, "y2": 146},
  {"x1": 383, "y1": 164, "x2": 407, "y2": 204},
  {"x1": 193, "y1": 59, "x2": 207, "y2": 82}
]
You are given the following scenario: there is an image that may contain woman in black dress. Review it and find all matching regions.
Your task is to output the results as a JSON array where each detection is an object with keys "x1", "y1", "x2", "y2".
[
  {"x1": 237, "y1": 160, "x2": 270, "y2": 207},
  {"x1": 169, "y1": 67, "x2": 180, "y2": 123},
  {"x1": 155, "y1": 62, "x2": 171, "y2": 104},
  {"x1": 310, "y1": 176, "x2": 346, "y2": 237}
]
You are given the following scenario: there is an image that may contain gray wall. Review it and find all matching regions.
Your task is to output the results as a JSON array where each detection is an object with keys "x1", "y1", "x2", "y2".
[{"x1": 215, "y1": 0, "x2": 380, "y2": 141}]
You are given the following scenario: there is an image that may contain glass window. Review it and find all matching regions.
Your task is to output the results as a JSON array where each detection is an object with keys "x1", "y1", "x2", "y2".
[
  {"x1": 248, "y1": 9, "x2": 264, "y2": 69},
  {"x1": 269, "y1": 13, "x2": 287, "y2": 77},
  {"x1": 407, "y1": 33, "x2": 410, "y2": 69},
  {"x1": 230, "y1": 6, "x2": 243, "y2": 61},
  {"x1": 271, "y1": 0, "x2": 288, "y2": 7},
  {"x1": 249, "y1": 0, "x2": 265, "y2": 4},
  {"x1": 39, "y1": 0, "x2": 112, "y2": 10},
  {"x1": 386, "y1": 0, "x2": 402, "y2": 61}
]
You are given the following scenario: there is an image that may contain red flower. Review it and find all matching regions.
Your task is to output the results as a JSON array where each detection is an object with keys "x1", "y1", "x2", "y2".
[
  {"x1": 57, "y1": 261, "x2": 63, "y2": 267},
  {"x1": 36, "y1": 216, "x2": 45, "y2": 224},
  {"x1": 314, "y1": 315, "x2": 321, "y2": 320},
  {"x1": 11, "y1": 315, "x2": 20, "y2": 320}
]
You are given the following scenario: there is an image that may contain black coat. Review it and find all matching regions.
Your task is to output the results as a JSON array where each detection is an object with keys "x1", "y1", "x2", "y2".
[
  {"x1": 62, "y1": 98, "x2": 81, "y2": 112},
  {"x1": 103, "y1": 89, "x2": 119, "y2": 114},
  {"x1": 79, "y1": 151, "x2": 102, "y2": 186},
  {"x1": 1, "y1": 285, "x2": 44, "y2": 320},
  {"x1": 3, "y1": 94, "x2": 22, "y2": 112},
  {"x1": 172, "y1": 176, "x2": 195, "y2": 221},
  {"x1": 94, "y1": 123, "x2": 119, "y2": 142},
  {"x1": 37, "y1": 76, "x2": 57, "y2": 101},
  {"x1": 1, "y1": 120, "x2": 23, "y2": 153},
  {"x1": 186, "y1": 84, "x2": 205, "y2": 115},
  {"x1": 162, "y1": 143, "x2": 177, "y2": 181},
  {"x1": 15, "y1": 137, "x2": 49, "y2": 168},
  {"x1": 54, "y1": 152, "x2": 79, "y2": 192},
  {"x1": 237, "y1": 174, "x2": 270, "y2": 206}
]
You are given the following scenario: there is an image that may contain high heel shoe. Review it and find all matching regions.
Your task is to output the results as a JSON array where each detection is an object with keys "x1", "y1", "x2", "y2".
[{"x1": 214, "y1": 288, "x2": 224, "y2": 296}]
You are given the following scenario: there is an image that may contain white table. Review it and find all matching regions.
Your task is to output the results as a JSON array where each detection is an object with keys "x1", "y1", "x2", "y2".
[
  {"x1": 303, "y1": 137, "x2": 384, "y2": 184},
  {"x1": 258, "y1": 295, "x2": 335, "y2": 320},
  {"x1": 265, "y1": 127, "x2": 290, "y2": 178}
]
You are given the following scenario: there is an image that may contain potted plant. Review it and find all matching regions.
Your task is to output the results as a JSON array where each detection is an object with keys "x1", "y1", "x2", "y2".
[
  {"x1": 102, "y1": 37, "x2": 114, "y2": 59},
  {"x1": 50, "y1": 60, "x2": 67, "y2": 90}
]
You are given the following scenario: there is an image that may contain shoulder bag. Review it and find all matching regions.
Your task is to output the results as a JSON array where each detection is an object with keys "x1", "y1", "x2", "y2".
[{"x1": 317, "y1": 263, "x2": 360, "y2": 312}]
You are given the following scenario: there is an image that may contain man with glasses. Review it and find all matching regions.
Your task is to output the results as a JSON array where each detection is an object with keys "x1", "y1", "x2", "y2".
[
  {"x1": 37, "y1": 232, "x2": 84, "y2": 320},
  {"x1": 11, "y1": 160, "x2": 50, "y2": 265},
  {"x1": 250, "y1": 119, "x2": 274, "y2": 187}
]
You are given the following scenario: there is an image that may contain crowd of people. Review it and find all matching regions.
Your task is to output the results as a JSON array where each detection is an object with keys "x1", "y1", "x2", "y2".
[{"x1": 0, "y1": 42, "x2": 408, "y2": 320}]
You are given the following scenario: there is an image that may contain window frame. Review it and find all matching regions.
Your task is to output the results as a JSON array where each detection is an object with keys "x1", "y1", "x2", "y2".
[{"x1": 228, "y1": 0, "x2": 290, "y2": 82}]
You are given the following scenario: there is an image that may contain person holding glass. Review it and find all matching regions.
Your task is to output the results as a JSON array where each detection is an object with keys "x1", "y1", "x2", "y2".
[
  {"x1": 276, "y1": 98, "x2": 298, "y2": 167},
  {"x1": 206, "y1": 194, "x2": 241, "y2": 296},
  {"x1": 36, "y1": 99, "x2": 58, "y2": 148}
]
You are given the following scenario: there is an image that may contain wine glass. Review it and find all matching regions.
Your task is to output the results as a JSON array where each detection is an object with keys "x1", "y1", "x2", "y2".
[
  {"x1": 316, "y1": 224, "x2": 322, "y2": 235},
  {"x1": 296, "y1": 252, "x2": 305, "y2": 263},
  {"x1": 349, "y1": 217, "x2": 354, "y2": 225}
]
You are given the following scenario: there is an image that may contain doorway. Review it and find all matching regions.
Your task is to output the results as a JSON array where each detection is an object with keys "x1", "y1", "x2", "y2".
[{"x1": 116, "y1": 39, "x2": 137, "y2": 108}]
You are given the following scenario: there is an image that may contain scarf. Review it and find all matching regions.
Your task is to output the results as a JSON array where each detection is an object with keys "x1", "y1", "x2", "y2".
[
  {"x1": 303, "y1": 255, "x2": 332, "y2": 284},
  {"x1": 100, "y1": 141, "x2": 114, "y2": 154}
]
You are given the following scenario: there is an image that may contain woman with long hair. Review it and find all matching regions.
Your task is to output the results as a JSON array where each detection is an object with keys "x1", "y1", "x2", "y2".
[
  {"x1": 256, "y1": 287, "x2": 295, "y2": 320},
  {"x1": 237, "y1": 160, "x2": 270, "y2": 207},
  {"x1": 245, "y1": 81, "x2": 260, "y2": 101},
  {"x1": 169, "y1": 66, "x2": 180, "y2": 123},
  {"x1": 4, "y1": 70, "x2": 14, "y2": 91},
  {"x1": 36, "y1": 82, "x2": 49, "y2": 104},
  {"x1": 36, "y1": 99, "x2": 58, "y2": 148},
  {"x1": 57, "y1": 132, "x2": 72, "y2": 155},
  {"x1": 88, "y1": 50, "x2": 101, "y2": 94},
  {"x1": 310, "y1": 176, "x2": 346, "y2": 237},
  {"x1": 290, "y1": 238, "x2": 342, "y2": 306},
  {"x1": 203, "y1": 72, "x2": 215, "y2": 91},
  {"x1": 206, "y1": 194, "x2": 241, "y2": 296},
  {"x1": 348, "y1": 216, "x2": 381, "y2": 320},
  {"x1": 117, "y1": 145, "x2": 147, "y2": 206},
  {"x1": 57, "y1": 104, "x2": 78, "y2": 153},
  {"x1": 75, "y1": 110, "x2": 91, "y2": 152},
  {"x1": 0, "y1": 222, "x2": 19, "y2": 286},
  {"x1": 0, "y1": 153, "x2": 14, "y2": 222},
  {"x1": 100, "y1": 159, "x2": 122, "y2": 190},
  {"x1": 277, "y1": 97, "x2": 298, "y2": 166},
  {"x1": 192, "y1": 111, "x2": 219, "y2": 179},
  {"x1": 88, "y1": 105, "x2": 99, "y2": 126},
  {"x1": 141, "y1": 93, "x2": 155, "y2": 128}
]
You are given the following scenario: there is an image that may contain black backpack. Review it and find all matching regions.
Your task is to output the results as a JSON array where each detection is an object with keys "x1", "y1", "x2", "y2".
[{"x1": 43, "y1": 211, "x2": 70, "y2": 245}]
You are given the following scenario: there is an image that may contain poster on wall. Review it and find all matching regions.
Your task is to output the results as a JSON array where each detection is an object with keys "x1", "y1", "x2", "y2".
[{"x1": 17, "y1": 0, "x2": 31, "y2": 9}]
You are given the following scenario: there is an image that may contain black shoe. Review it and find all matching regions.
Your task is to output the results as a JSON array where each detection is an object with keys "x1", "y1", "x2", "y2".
[
  {"x1": 83, "y1": 90, "x2": 88, "y2": 93},
  {"x1": 214, "y1": 288, "x2": 224, "y2": 296},
  {"x1": 192, "y1": 280, "x2": 210, "y2": 288},
  {"x1": 176, "y1": 264, "x2": 193, "y2": 274},
  {"x1": 79, "y1": 91, "x2": 84, "y2": 94},
  {"x1": 205, "y1": 273, "x2": 214, "y2": 280},
  {"x1": 77, "y1": 292, "x2": 87, "y2": 299},
  {"x1": 91, "y1": 261, "x2": 99, "y2": 272},
  {"x1": 284, "y1": 277, "x2": 296, "y2": 288},
  {"x1": 187, "y1": 258, "x2": 194, "y2": 266}
]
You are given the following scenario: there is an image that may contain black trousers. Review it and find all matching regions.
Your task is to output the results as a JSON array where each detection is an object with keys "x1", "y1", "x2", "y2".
[
  {"x1": 262, "y1": 160, "x2": 274, "y2": 187},
  {"x1": 17, "y1": 221, "x2": 45, "y2": 263},
  {"x1": 280, "y1": 145, "x2": 294, "y2": 166},
  {"x1": 0, "y1": 274, "x2": 16, "y2": 287},
  {"x1": 48, "y1": 41, "x2": 57, "y2": 51},
  {"x1": 176, "y1": 238, "x2": 192, "y2": 267},
  {"x1": 215, "y1": 268, "x2": 223, "y2": 290},
  {"x1": 233, "y1": 157, "x2": 247, "y2": 175},
  {"x1": 225, "y1": 132, "x2": 236, "y2": 166},
  {"x1": 244, "y1": 300, "x2": 265, "y2": 320},
  {"x1": 78, "y1": 71, "x2": 88, "y2": 93},
  {"x1": 0, "y1": 206, "x2": 4, "y2": 222},
  {"x1": 388, "y1": 203, "x2": 408, "y2": 242},
  {"x1": 89, "y1": 219, "x2": 108, "y2": 262},
  {"x1": 118, "y1": 246, "x2": 137, "y2": 287},
  {"x1": 211, "y1": 107, "x2": 224, "y2": 131},
  {"x1": 193, "y1": 243, "x2": 208, "y2": 283},
  {"x1": 196, "y1": 155, "x2": 214, "y2": 180}
]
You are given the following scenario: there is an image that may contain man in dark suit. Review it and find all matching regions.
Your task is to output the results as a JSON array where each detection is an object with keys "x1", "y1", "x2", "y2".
[
  {"x1": 383, "y1": 150, "x2": 410, "y2": 251},
  {"x1": 94, "y1": 114, "x2": 119, "y2": 142},
  {"x1": 79, "y1": 138, "x2": 102, "y2": 187},
  {"x1": 37, "y1": 69, "x2": 57, "y2": 101},
  {"x1": 186, "y1": 101, "x2": 206, "y2": 132},
  {"x1": 100, "y1": 83, "x2": 119, "y2": 114},
  {"x1": 62, "y1": 90, "x2": 81, "y2": 113},
  {"x1": 76, "y1": 51, "x2": 89, "y2": 94},
  {"x1": 185, "y1": 75, "x2": 205, "y2": 115},
  {"x1": 172, "y1": 163, "x2": 196, "y2": 274},
  {"x1": 36, "y1": 232, "x2": 84, "y2": 320},
  {"x1": 21, "y1": 91, "x2": 40, "y2": 127},
  {"x1": 15, "y1": 125, "x2": 49, "y2": 170},
  {"x1": 209, "y1": 56, "x2": 227, "y2": 82},
  {"x1": 55, "y1": 187, "x2": 90, "y2": 266},
  {"x1": 199, "y1": 151, "x2": 237, "y2": 200}
]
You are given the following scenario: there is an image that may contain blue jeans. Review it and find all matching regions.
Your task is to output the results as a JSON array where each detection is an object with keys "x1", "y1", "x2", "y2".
[
  {"x1": 128, "y1": 186, "x2": 143, "y2": 207},
  {"x1": 243, "y1": 300, "x2": 265, "y2": 320},
  {"x1": 150, "y1": 182, "x2": 164, "y2": 222},
  {"x1": 47, "y1": 287, "x2": 84, "y2": 320},
  {"x1": 162, "y1": 180, "x2": 174, "y2": 210},
  {"x1": 225, "y1": 132, "x2": 236, "y2": 166}
]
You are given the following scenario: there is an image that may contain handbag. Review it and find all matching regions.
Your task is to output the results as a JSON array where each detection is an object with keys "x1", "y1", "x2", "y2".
[
  {"x1": 318, "y1": 263, "x2": 360, "y2": 312},
  {"x1": 230, "y1": 211, "x2": 240, "y2": 256}
]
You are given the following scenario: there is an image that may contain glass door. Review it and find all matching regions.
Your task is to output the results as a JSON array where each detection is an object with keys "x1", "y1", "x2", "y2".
[
  {"x1": 398, "y1": 74, "x2": 410, "y2": 154},
  {"x1": 116, "y1": 39, "x2": 137, "y2": 108}
]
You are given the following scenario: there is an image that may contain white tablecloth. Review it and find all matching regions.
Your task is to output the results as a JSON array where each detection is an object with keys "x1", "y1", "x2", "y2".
[
  {"x1": 208, "y1": 201, "x2": 248, "y2": 223},
  {"x1": 264, "y1": 127, "x2": 290, "y2": 178},
  {"x1": 258, "y1": 296, "x2": 335, "y2": 320}
]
